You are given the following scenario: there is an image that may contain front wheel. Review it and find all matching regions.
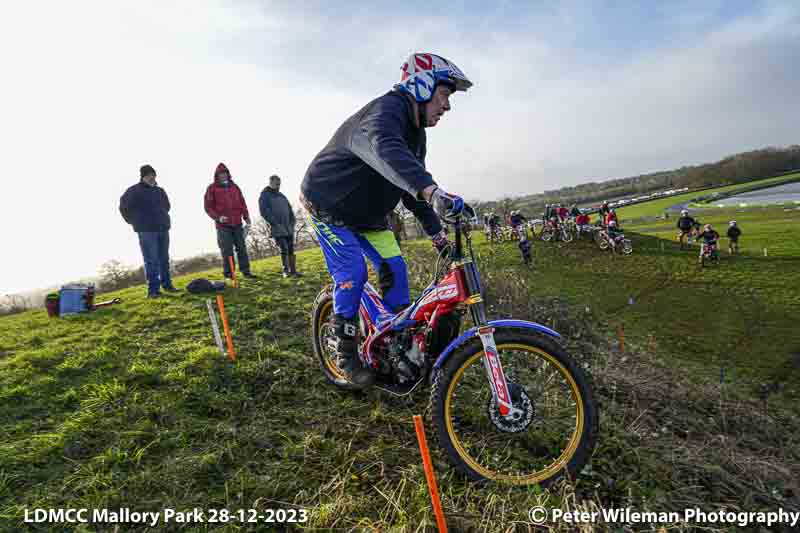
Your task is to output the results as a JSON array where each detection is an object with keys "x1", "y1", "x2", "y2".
[
  {"x1": 429, "y1": 329, "x2": 598, "y2": 486},
  {"x1": 622, "y1": 239, "x2": 633, "y2": 255}
]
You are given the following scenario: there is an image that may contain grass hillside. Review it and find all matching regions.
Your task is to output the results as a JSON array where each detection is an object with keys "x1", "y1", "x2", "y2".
[{"x1": 2, "y1": 211, "x2": 800, "y2": 531}]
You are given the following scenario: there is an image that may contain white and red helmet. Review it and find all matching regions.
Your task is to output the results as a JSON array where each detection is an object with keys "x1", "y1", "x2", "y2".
[{"x1": 396, "y1": 53, "x2": 472, "y2": 103}]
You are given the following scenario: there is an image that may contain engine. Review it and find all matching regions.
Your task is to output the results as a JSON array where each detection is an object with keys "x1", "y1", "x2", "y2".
[{"x1": 386, "y1": 328, "x2": 427, "y2": 384}]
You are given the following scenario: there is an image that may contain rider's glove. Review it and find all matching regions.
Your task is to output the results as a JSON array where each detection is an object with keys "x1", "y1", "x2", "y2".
[
  {"x1": 431, "y1": 230, "x2": 451, "y2": 253},
  {"x1": 430, "y1": 186, "x2": 464, "y2": 220}
]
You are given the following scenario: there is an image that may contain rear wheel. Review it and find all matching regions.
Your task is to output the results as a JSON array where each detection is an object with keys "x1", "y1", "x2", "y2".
[
  {"x1": 541, "y1": 227, "x2": 554, "y2": 242},
  {"x1": 429, "y1": 329, "x2": 598, "y2": 486},
  {"x1": 311, "y1": 285, "x2": 362, "y2": 390}
]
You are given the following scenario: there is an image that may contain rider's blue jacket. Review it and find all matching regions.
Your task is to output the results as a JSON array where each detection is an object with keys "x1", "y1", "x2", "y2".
[{"x1": 301, "y1": 90, "x2": 442, "y2": 235}]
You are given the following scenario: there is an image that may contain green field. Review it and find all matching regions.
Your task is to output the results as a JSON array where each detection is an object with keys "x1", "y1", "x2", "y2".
[
  {"x1": 613, "y1": 172, "x2": 800, "y2": 220},
  {"x1": 2, "y1": 199, "x2": 799, "y2": 531}
]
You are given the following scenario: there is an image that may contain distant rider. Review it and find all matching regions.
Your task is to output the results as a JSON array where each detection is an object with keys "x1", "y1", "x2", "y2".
[
  {"x1": 726, "y1": 221, "x2": 741, "y2": 255},
  {"x1": 575, "y1": 212, "x2": 591, "y2": 236},
  {"x1": 509, "y1": 210, "x2": 527, "y2": 239},
  {"x1": 604, "y1": 208, "x2": 618, "y2": 228},
  {"x1": 696, "y1": 224, "x2": 720, "y2": 262},
  {"x1": 488, "y1": 211, "x2": 500, "y2": 242},
  {"x1": 676, "y1": 209, "x2": 696, "y2": 248},
  {"x1": 598, "y1": 201, "x2": 610, "y2": 219}
]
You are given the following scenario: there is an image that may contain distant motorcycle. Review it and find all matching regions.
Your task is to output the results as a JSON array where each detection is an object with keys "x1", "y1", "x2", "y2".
[
  {"x1": 698, "y1": 240, "x2": 720, "y2": 268},
  {"x1": 485, "y1": 225, "x2": 504, "y2": 243},
  {"x1": 597, "y1": 229, "x2": 632, "y2": 254},
  {"x1": 540, "y1": 218, "x2": 573, "y2": 243}
]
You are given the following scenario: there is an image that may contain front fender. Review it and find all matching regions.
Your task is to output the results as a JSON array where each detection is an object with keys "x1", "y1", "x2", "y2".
[{"x1": 432, "y1": 319, "x2": 561, "y2": 370}]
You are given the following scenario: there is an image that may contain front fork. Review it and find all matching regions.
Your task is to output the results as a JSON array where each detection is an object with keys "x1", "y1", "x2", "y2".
[{"x1": 463, "y1": 261, "x2": 516, "y2": 418}]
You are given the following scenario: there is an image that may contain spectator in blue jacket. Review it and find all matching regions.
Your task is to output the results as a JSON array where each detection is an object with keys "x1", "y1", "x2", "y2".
[
  {"x1": 119, "y1": 165, "x2": 177, "y2": 297},
  {"x1": 259, "y1": 174, "x2": 299, "y2": 278}
]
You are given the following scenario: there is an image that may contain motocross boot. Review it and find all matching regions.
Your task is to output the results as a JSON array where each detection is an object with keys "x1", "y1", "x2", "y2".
[{"x1": 331, "y1": 315, "x2": 374, "y2": 388}]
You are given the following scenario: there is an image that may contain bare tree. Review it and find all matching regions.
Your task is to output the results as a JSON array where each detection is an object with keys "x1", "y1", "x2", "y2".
[
  {"x1": 98, "y1": 260, "x2": 138, "y2": 292},
  {"x1": 246, "y1": 218, "x2": 279, "y2": 259},
  {"x1": 498, "y1": 197, "x2": 513, "y2": 224},
  {"x1": 294, "y1": 207, "x2": 318, "y2": 246},
  {"x1": 0, "y1": 294, "x2": 31, "y2": 316}
]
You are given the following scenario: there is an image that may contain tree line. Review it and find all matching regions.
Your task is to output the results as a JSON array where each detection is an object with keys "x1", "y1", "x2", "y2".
[{"x1": 476, "y1": 144, "x2": 800, "y2": 218}]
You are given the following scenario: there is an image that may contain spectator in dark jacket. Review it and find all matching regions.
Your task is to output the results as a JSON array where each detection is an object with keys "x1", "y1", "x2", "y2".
[
  {"x1": 204, "y1": 162, "x2": 256, "y2": 279},
  {"x1": 119, "y1": 164, "x2": 177, "y2": 297},
  {"x1": 259, "y1": 174, "x2": 298, "y2": 278}
]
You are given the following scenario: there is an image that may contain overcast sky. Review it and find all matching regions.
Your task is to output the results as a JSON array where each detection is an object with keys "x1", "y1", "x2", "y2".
[{"x1": 1, "y1": 1, "x2": 798, "y2": 295}]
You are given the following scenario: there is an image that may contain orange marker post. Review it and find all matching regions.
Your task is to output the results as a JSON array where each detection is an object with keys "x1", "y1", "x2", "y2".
[
  {"x1": 618, "y1": 323, "x2": 625, "y2": 354},
  {"x1": 216, "y1": 294, "x2": 236, "y2": 361},
  {"x1": 228, "y1": 256, "x2": 238, "y2": 288},
  {"x1": 413, "y1": 415, "x2": 447, "y2": 533}
]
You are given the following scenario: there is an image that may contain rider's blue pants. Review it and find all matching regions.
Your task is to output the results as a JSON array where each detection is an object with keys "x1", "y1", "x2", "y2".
[{"x1": 311, "y1": 217, "x2": 409, "y2": 320}]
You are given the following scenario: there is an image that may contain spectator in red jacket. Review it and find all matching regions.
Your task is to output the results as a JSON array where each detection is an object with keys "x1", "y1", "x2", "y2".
[{"x1": 204, "y1": 163, "x2": 257, "y2": 279}]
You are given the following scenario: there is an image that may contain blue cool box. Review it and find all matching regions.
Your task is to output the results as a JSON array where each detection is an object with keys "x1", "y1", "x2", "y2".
[{"x1": 58, "y1": 284, "x2": 93, "y2": 316}]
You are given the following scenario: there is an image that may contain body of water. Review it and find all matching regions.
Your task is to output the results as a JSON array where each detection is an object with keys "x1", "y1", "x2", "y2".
[{"x1": 713, "y1": 181, "x2": 800, "y2": 206}]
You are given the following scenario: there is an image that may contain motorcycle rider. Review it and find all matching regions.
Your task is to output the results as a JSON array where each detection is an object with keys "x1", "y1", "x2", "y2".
[
  {"x1": 507, "y1": 210, "x2": 526, "y2": 241},
  {"x1": 575, "y1": 211, "x2": 591, "y2": 237},
  {"x1": 509, "y1": 209, "x2": 527, "y2": 230},
  {"x1": 606, "y1": 220, "x2": 624, "y2": 249},
  {"x1": 604, "y1": 208, "x2": 618, "y2": 228},
  {"x1": 676, "y1": 209, "x2": 696, "y2": 248},
  {"x1": 300, "y1": 53, "x2": 472, "y2": 388},
  {"x1": 696, "y1": 223, "x2": 720, "y2": 262},
  {"x1": 487, "y1": 211, "x2": 500, "y2": 242},
  {"x1": 598, "y1": 201, "x2": 611, "y2": 219},
  {"x1": 727, "y1": 220, "x2": 742, "y2": 255}
]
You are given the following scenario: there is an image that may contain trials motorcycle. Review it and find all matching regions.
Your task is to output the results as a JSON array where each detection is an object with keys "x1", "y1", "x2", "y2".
[{"x1": 311, "y1": 205, "x2": 597, "y2": 486}]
